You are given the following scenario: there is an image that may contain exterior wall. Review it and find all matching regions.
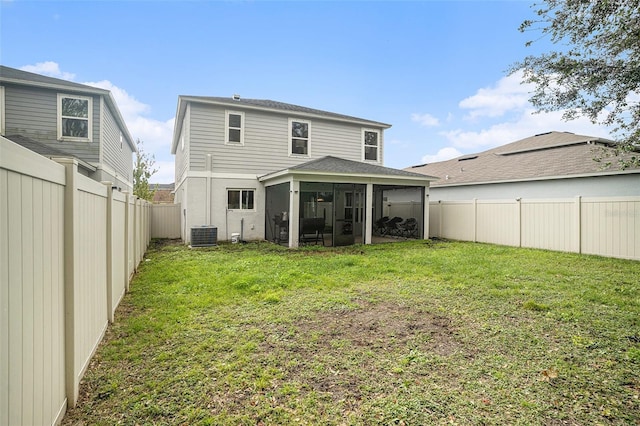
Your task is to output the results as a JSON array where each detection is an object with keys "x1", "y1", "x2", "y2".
[
  {"x1": 211, "y1": 177, "x2": 265, "y2": 242},
  {"x1": 1, "y1": 136, "x2": 151, "y2": 425},
  {"x1": 2, "y1": 83, "x2": 100, "y2": 163},
  {"x1": 428, "y1": 196, "x2": 640, "y2": 261},
  {"x1": 179, "y1": 175, "x2": 264, "y2": 244},
  {"x1": 101, "y1": 103, "x2": 134, "y2": 187},
  {"x1": 175, "y1": 106, "x2": 190, "y2": 185},
  {"x1": 429, "y1": 173, "x2": 640, "y2": 201},
  {"x1": 188, "y1": 103, "x2": 382, "y2": 175}
]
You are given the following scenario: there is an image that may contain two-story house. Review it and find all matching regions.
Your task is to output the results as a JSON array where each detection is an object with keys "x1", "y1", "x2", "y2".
[
  {"x1": 171, "y1": 95, "x2": 435, "y2": 247},
  {"x1": 0, "y1": 65, "x2": 136, "y2": 190}
]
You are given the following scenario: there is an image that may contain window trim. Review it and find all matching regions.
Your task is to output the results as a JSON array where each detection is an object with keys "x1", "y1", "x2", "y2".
[
  {"x1": 288, "y1": 118, "x2": 311, "y2": 157},
  {"x1": 227, "y1": 188, "x2": 256, "y2": 211},
  {"x1": 0, "y1": 86, "x2": 5, "y2": 135},
  {"x1": 57, "y1": 93, "x2": 93, "y2": 142},
  {"x1": 362, "y1": 128, "x2": 381, "y2": 163},
  {"x1": 225, "y1": 110, "x2": 245, "y2": 145}
]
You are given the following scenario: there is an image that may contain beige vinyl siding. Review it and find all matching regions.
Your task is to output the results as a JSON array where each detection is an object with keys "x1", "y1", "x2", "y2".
[
  {"x1": 175, "y1": 107, "x2": 191, "y2": 183},
  {"x1": 3, "y1": 84, "x2": 100, "y2": 163},
  {"x1": 101, "y1": 105, "x2": 133, "y2": 182},
  {"x1": 188, "y1": 103, "x2": 377, "y2": 174}
]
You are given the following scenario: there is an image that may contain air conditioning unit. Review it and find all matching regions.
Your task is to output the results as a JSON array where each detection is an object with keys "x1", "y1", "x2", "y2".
[{"x1": 191, "y1": 226, "x2": 217, "y2": 247}]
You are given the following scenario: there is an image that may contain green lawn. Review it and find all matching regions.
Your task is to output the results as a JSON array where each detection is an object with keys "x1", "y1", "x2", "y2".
[{"x1": 62, "y1": 240, "x2": 640, "y2": 425}]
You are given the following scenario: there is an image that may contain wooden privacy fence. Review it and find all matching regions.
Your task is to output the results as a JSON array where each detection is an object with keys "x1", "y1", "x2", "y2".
[
  {"x1": 429, "y1": 197, "x2": 640, "y2": 261},
  {"x1": 1, "y1": 137, "x2": 151, "y2": 426}
]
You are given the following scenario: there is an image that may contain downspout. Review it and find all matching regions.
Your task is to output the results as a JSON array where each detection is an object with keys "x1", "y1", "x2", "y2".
[{"x1": 206, "y1": 154, "x2": 212, "y2": 225}]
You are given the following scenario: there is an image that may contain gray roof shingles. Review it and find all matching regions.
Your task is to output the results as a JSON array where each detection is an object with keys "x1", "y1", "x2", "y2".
[
  {"x1": 0, "y1": 65, "x2": 108, "y2": 93},
  {"x1": 407, "y1": 131, "x2": 639, "y2": 186},
  {"x1": 263, "y1": 155, "x2": 435, "y2": 180},
  {"x1": 184, "y1": 96, "x2": 391, "y2": 128}
]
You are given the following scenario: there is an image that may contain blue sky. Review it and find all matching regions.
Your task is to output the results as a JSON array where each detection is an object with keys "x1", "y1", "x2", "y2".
[{"x1": 1, "y1": 0, "x2": 611, "y2": 183}]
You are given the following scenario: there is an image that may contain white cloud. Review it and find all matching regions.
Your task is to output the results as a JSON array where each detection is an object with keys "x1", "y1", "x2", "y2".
[
  {"x1": 82, "y1": 79, "x2": 175, "y2": 182},
  {"x1": 20, "y1": 61, "x2": 76, "y2": 80},
  {"x1": 151, "y1": 160, "x2": 176, "y2": 185},
  {"x1": 411, "y1": 112, "x2": 440, "y2": 127},
  {"x1": 459, "y1": 71, "x2": 533, "y2": 119},
  {"x1": 441, "y1": 108, "x2": 612, "y2": 151},
  {"x1": 84, "y1": 80, "x2": 149, "y2": 117},
  {"x1": 421, "y1": 147, "x2": 462, "y2": 163}
]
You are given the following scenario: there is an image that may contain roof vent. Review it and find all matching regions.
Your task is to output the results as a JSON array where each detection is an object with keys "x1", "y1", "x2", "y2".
[{"x1": 232, "y1": 94, "x2": 241, "y2": 100}]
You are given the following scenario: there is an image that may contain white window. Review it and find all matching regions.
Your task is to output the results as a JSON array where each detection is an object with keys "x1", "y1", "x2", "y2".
[
  {"x1": 363, "y1": 129, "x2": 380, "y2": 162},
  {"x1": 57, "y1": 94, "x2": 92, "y2": 141},
  {"x1": 120, "y1": 131, "x2": 124, "y2": 151},
  {"x1": 225, "y1": 110, "x2": 244, "y2": 145},
  {"x1": 289, "y1": 118, "x2": 310, "y2": 156},
  {"x1": 227, "y1": 189, "x2": 255, "y2": 210},
  {"x1": 0, "y1": 86, "x2": 5, "y2": 135}
]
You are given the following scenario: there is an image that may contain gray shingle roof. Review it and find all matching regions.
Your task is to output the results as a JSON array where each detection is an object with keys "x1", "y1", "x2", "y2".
[
  {"x1": 262, "y1": 156, "x2": 436, "y2": 180},
  {"x1": 182, "y1": 96, "x2": 391, "y2": 128},
  {"x1": 407, "y1": 131, "x2": 639, "y2": 186},
  {"x1": 0, "y1": 65, "x2": 109, "y2": 94},
  {"x1": 6, "y1": 135, "x2": 96, "y2": 172}
]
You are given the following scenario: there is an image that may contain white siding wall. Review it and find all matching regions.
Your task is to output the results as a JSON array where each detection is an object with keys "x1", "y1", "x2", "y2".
[
  {"x1": 101, "y1": 104, "x2": 134, "y2": 187},
  {"x1": 429, "y1": 173, "x2": 640, "y2": 200},
  {"x1": 188, "y1": 103, "x2": 375, "y2": 175},
  {"x1": 175, "y1": 108, "x2": 190, "y2": 186},
  {"x1": 3, "y1": 84, "x2": 101, "y2": 163}
]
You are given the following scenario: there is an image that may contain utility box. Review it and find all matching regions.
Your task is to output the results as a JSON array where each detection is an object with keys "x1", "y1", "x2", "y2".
[{"x1": 191, "y1": 226, "x2": 217, "y2": 247}]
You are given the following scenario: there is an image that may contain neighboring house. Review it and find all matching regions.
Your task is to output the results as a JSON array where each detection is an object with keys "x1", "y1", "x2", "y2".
[
  {"x1": 152, "y1": 182, "x2": 175, "y2": 203},
  {"x1": 171, "y1": 96, "x2": 435, "y2": 247},
  {"x1": 0, "y1": 65, "x2": 136, "y2": 190},
  {"x1": 407, "y1": 131, "x2": 640, "y2": 200}
]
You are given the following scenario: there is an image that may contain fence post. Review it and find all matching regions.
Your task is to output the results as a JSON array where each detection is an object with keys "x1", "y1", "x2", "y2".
[
  {"x1": 123, "y1": 192, "x2": 130, "y2": 291},
  {"x1": 516, "y1": 198, "x2": 522, "y2": 248},
  {"x1": 423, "y1": 190, "x2": 429, "y2": 239},
  {"x1": 102, "y1": 182, "x2": 115, "y2": 323},
  {"x1": 55, "y1": 158, "x2": 80, "y2": 408},
  {"x1": 438, "y1": 200, "x2": 443, "y2": 238},
  {"x1": 473, "y1": 198, "x2": 478, "y2": 243},
  {"x1": 575, "y1": 196, "x2": 582, "y2": 254}
]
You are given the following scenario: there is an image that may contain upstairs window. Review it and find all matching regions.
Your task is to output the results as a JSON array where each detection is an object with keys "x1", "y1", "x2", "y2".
[
  {"x1": 363, "y1": 129, "x2": 380, "y2": 162},
  {"x1": 227, "y1": 189, "x2": 255, "y2": 210},
  {"x1": 58, "y1": 94, "x2": 92, "y2": 141},
  {"x1": 289, "y1": 118, "x2": 310, "y2": 156},
  {"x1": 226, "y1": 111, "x2": 244, "y2": 145}
]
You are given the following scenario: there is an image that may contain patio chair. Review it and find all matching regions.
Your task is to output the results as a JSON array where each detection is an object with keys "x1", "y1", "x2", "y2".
[
  {"x1": 384, "y1": 216, "x2": 404, "y2": 237},
  {"x1": 299, "y1": 217, "x2": 326, "y2": 245},
  {"x1": 399, "y1": 217, "x2": 419, "y2": 238},
  {"x1": 374, "y1": 216, "x2": 390, "y2": 236}
]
